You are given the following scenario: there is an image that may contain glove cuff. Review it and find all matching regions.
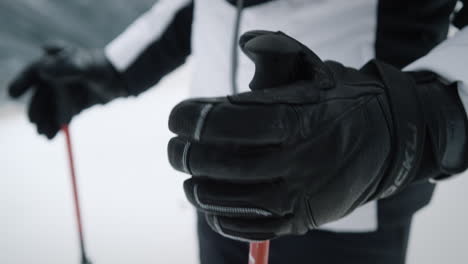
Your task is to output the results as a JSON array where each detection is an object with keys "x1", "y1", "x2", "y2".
[
  {"x1": 410, "y1": 71, "x2": 468, "y2": 179},
  {"x1": 361, "y1": 60, "x2": 426, "y2": 199}
]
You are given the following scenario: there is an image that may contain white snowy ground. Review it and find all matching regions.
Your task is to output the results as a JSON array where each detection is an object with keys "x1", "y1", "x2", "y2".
[{"x1": 1, "y1": 64, "x2": 468, "y2": 264}]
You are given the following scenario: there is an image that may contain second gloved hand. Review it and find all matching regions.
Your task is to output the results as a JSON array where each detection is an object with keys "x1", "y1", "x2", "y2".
[
  {"x1": 8, "y1": 44, "x2": 128, "y2": 139},
  {"x1": 168, "y1": 31, "x2": 468, "y2": 241}
]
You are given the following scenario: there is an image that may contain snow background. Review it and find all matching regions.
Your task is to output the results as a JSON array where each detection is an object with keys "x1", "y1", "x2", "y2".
[{"x1": 1, "y1": 1, "x2": 468, "y2": 263}]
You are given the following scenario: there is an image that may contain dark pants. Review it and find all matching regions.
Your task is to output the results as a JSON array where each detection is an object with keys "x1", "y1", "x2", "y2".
[{"x1": 197, "y1": 212, "x2": 412, "y2": 264}]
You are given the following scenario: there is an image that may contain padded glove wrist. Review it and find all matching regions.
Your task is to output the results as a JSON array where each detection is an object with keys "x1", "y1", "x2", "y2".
[{"x1": 410, "y1": 71, "x2": 468, "y2": 182}]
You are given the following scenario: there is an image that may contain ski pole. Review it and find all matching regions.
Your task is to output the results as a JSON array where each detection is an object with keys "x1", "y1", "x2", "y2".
[
  {"x1": 249, "y1": 241, "x2": 270, "y2": 264},
  {"x1": 62, "y1": 125, "x2": 92, "y2": 264}
]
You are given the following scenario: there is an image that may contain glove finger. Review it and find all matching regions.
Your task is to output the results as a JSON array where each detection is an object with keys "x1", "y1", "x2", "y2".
[
  {"x1": 168, "y1": 137, "x2": 293, "y2": 181},
  {"x1": 54, "y1": 89, "x2": 75, "y2": 127},
  {"x1": 28, "y1": 86, "x2": 60, "y2": 139},
  {"x1": 43, "y1": 82, "x2": 79, "y2": 137},
  {"x1": 8, "y1": 62, "x2": 41, "y2": 98},
  {"x1": 205, "y1": 214, "x2": 293, "y2": 242},
  {"x1": 169, "y1": 98, "x2": 295, "y2": 145},
  {"x1": 183, "y1": 178, "x2": 293, "y2": 218}
]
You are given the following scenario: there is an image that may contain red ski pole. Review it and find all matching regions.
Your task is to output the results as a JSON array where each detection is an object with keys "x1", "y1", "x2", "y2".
[
  {"x1": 62, "y1": 125, "x2": 92, "y2": 264},
  {"x1": 249, "y1": 241, "x2": 270, "y2": 264}
]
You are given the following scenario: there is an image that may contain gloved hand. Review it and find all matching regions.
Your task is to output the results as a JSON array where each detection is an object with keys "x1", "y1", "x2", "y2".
[
  {"x1": 8, "y1": 44, "x2": 127, "y2": 139},
  {"x1": 168, "y1": 31, "x2": 468, "y2": 241}
]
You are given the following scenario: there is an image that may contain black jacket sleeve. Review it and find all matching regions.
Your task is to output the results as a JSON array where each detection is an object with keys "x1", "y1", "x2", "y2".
[
  {"x1": 454, "y1": 0, "x2": 468, "y2": 28},
  {"x1": 376, "y1": 0, "x2": 458, "y2": 68},
  {"x1": 106, "y1": 1, "x2": 194, "y2": 96}
]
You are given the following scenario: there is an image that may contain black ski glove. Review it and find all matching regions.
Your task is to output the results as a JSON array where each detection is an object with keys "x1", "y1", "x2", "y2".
[
  {"x1": 168, "y1": 31, "x2": 468, "y2": 241},
  {"x1": 8, "y1": 44, "x2": 127, "y2": 139}
]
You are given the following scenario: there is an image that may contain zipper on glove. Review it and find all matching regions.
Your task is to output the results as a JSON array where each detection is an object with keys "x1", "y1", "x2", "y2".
[{"x1": 194, "y1": 184, "x2": 273, "y2": 217}]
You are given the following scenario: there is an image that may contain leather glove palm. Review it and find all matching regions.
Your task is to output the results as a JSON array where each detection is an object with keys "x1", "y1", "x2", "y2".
[
  {"x1": 168, "y1": 31, "x2": 468, "y2": 241},
  {"x1": 8, "y1": 44, "x2": 127, "y2": 139}
]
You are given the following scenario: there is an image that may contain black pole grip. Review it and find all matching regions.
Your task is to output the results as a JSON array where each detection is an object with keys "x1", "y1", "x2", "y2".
[
  {"x1": 240, "y1": 31, "x2": 335, "y2": 91},
  {"x1": 241, "y1": 32, "x2": 302, "y2": 91}
]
